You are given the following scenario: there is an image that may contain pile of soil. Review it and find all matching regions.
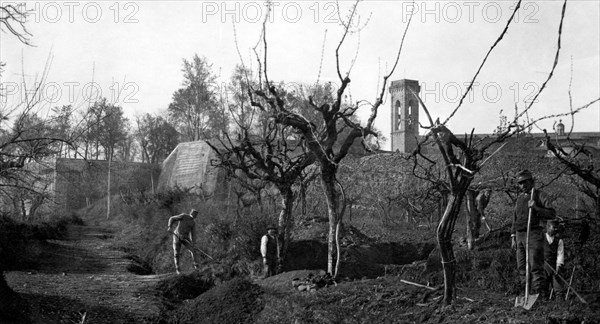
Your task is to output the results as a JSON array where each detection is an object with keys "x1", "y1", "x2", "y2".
[
  {"x1": 388, "y1": 227, "x2": 522, "y2": 294},
  {"x1": 0, "y1": 272, "x2": 30, "y2": 324},
  {"x1": 254, "y1": 274, "x2": 599, "y2": 324},
  {"x1": 154, "y1": 272, "x2": 214, "y2": 306},
  {"x1": 258, "y1": 269, "x2": 328, "y2": 291},
  {"x1": 166, "y1": 278, "x2": 264, "y2": 324}
]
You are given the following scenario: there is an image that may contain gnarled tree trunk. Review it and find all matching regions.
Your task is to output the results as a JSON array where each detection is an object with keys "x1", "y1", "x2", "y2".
[
  {"x1": 437, "y1": 191, "x2": 466, "y2": 305},
  {"x1": 320, "y1": 166, "x2": 339, "y2": 276},
  {"x1": 277, "y1": 186, "x2": 295, "y2": 269},
  {"x1": 464, "y1": 190, "x2": 481, "y2": 250}
]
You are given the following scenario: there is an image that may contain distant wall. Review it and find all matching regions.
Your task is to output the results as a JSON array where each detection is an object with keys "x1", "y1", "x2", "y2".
[
  {"x1": 157, "y1": 141, "x2": 228, "y2": 198},
  {"x1": 54, "y1": 158, "x2": 160, "y2": 214}
]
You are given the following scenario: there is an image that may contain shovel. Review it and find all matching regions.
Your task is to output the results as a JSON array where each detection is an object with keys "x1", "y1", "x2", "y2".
[
  {"x1": 515, "y1": 187, "x2": 539, "y2": 310},
  {"x1": 168, "y1": 230, "x2": 215, "y2": 260}
]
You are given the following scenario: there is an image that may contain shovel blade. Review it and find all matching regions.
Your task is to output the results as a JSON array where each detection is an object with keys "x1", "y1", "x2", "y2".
[{"x1": 514, "y1": 294, "x2": 539, "y2": 309}]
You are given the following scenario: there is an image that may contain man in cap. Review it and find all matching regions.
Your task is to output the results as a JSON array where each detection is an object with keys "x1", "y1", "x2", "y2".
[
  {"x1": 167, "y1": 209, "x2": 200, "y2": 274},
  {"x1": 260, "y1": 225, "x2": 280, "y2": 278},
  {"x1": 511, "y1": 169, "x2": 556, "y2": 298}
]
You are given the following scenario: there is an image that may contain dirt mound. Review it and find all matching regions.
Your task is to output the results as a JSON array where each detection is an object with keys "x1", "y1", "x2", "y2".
[
  {"x1": 0, "y1": 272, "x2": 30, "y2": 324},
  {"x1": 257, "y1": 269, "x2": 328, "y2": 291},
  {"x1": 154, "y1": 272, "x2": 214, "y2": 305},
  {"x1": 168, "y1": 278, "x2": 264, "y2": 324},
  {"x1": 386, "y1": 228, "x2": 518, "y2": 293}
]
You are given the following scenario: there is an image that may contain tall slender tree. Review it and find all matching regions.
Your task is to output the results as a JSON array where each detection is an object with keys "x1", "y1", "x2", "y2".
[{"x1": 168, "y1": 55, "x2": 228, "y2": 141}]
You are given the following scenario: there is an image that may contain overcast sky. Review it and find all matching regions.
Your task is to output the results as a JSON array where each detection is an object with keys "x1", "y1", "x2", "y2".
[{"x1": 1, "y1": 0, "x2": 599, "y2": 150}]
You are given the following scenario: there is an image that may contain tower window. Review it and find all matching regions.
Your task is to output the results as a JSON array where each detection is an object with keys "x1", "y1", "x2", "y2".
[{"x1": 395, "y1": 100, "x2": 401, "y2": 130}]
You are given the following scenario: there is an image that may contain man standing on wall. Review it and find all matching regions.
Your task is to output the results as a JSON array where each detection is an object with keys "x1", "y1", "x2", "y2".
[
  {"x1": 511, "y1": 170, "x2": 556, "y2": 298},
  {"x1": 167, "y1": 209, "x2": 200, "y2": 274},
  {"x1": 260, "y1": 226, "x2": 280, "y2": 278}
]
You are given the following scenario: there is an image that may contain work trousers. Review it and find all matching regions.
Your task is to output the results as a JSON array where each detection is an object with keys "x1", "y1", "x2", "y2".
[
  {"x1": 515, "y1": 230, "x2": 546, "y2": 294},
  {"x1": 263, "y1": 257, "x2": 277, "y2": 278},
  {"x1": 173, "y1": 236, "x2": 199, "y2": 271}
]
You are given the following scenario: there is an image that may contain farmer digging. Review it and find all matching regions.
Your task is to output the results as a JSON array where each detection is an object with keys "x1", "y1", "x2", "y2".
[{"x1": 167, "y1": 209, "x2": 200, "y2": 274}]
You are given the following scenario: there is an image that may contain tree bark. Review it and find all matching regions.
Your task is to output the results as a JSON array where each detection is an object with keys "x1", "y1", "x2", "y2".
[
  {"x1": 277, "y1": 186, "x2": 294, "y2": 269},
  {"x1": 320, "y1": 166, "x2": 339, "y2": 275},
  {"x1": 464, "y1": 190, "x2": 480, "y2": 250},
  {"x1": 437, "y1": 191, "x2": 466, "y2": 305},
  {"x1": 300, "y1": 182, "x2": 307, "y2": 216}
]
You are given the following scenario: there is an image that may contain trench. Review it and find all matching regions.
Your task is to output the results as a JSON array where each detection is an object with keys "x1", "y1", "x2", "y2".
[{"x1": 284, "y1": 240, "x2": 436, "y2": 279}]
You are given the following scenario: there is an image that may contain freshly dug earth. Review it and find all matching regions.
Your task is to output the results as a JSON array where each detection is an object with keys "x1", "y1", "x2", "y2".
[
  {"x1": 165, "y1": 278, "x2": 264, "y2": 324},
  {"x1": 154, "y1": 271, "x2": 214, "y2": 306},
  {"x1": 254, "y1": 275, "x2": 600, "y2": 324},
  {"x1": 5, "y1": 216, "x2": 599, "y2": 323},
  {"x1": 251, "y1": 224, "x2": 600, "y2": 323}
]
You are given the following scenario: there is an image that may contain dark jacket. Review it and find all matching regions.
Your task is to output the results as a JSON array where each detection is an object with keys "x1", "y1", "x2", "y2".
[{"x1": 511, "y1": 189, "x2": 555, "y2": 234}]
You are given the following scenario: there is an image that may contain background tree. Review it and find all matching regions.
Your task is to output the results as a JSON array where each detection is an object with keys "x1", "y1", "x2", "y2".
[
  {"x1": 134, "y1": 113, "x2": 179, "y2": 163},
  {"x1": 49, "y1": 105, "x2": 75, "y2": 158},
  {"x1": 208, "y1": 70, "x2": 315, "y2": 266},
  {"x1": 168, "y1": 54, "x2": 228, "y2": 141},
  {"x1": 96, "y1": 99, "x2": 129, "y2": 161},
  {"x1": 75, "y1": 98, "x2": 129, "y2": 160}
]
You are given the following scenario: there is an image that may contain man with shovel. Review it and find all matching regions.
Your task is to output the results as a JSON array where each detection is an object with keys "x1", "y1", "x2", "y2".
[
  {"x1": 167, "y1": 209, "x2": 200, "y2": 274},
  {"x1": 511, "y1": 170, "x2": 556, "y2": 305}
]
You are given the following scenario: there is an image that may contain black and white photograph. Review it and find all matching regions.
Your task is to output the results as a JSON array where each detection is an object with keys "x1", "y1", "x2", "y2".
[{"x1": 1, "y1": 1, "x2": 599, "y2": 323}]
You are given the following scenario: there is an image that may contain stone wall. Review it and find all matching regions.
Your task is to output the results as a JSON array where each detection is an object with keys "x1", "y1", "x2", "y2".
[
  {"x1": 54, "y1": 158, "x2": 160, "y2": 214},
  {"x1": 157, "y1": 141, "x2": 228, "y2": 198}
]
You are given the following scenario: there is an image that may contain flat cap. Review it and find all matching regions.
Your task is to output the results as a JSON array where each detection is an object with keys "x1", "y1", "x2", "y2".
[{"x1": 516, "y1": 169, "x2": 533, "y2": 183}]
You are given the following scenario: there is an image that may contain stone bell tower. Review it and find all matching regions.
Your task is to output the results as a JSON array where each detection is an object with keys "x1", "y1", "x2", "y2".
[{"x1": 389, "y1": 79, "x2": 420, "y2": 153}]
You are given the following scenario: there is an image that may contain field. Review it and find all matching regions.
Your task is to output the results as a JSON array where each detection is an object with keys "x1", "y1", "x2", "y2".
[{"x1": 2, "y1": 149, "x2": 600, "y2": 323}]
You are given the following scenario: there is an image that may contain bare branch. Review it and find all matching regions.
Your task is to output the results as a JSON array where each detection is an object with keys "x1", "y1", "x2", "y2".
[
  {"x1": 0, "y1": 4, "x2": 33, "y2": 46},
  {"x1": 517, "y1": 0, "x2": 567, "y2": 120},
  {"x1": 444, "y1": 0, "x2": 522, "y2": 125}
]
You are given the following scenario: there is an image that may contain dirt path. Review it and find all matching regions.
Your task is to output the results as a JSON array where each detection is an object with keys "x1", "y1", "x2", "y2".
[{"x1": 5, "y1": 225, "x2": 170, "y2": 324}]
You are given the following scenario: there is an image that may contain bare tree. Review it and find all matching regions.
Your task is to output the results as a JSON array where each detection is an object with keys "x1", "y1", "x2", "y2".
[
  {"x1": 248, "y1": 0, "x2": 414, "y2": 277},
  {"x1": 208, "y1": 71, "x2": 316, "y2": 267},
  {"x1": 407, "y1": 0, "x2": 598, "y2": 305}
]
